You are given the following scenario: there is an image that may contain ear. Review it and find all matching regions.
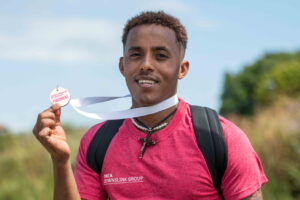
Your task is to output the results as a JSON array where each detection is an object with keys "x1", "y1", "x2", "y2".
[
  {"x1": 178, "y1": 60, "x2": 189, "y2": 79},
  {"x1": 119, "y1": 57, "x2": 125, "y2": 76}
]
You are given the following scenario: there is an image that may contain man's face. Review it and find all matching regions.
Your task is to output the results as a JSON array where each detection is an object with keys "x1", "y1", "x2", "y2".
[{"x1": 119, "y1": 24, "x2": 189, "y2": 107}]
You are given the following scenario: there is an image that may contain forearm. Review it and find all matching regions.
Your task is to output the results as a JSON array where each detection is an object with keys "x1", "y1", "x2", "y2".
[{"x1": 52, "y1": 159, "x2": 81, "y2": 200}]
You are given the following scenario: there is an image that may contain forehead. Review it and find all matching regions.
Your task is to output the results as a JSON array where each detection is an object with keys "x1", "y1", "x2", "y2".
[{"x1": 125, "y1": 24, "x2": 178, "y2": 51}]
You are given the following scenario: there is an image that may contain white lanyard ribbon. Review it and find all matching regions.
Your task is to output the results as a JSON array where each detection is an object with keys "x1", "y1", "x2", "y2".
[{"x1": 69, "y1": 94, "x2": 178, "y2": 120}]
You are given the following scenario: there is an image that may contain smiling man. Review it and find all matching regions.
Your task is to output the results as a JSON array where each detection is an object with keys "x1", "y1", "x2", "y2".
[
  {"x1": 120, "y1": 23, "x2": 188, "y2": 108},
  {"x1": 33, "y1": 11, "x2": 267, "y2": 200}
]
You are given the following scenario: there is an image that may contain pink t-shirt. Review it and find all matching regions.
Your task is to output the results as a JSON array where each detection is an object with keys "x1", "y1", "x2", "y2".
[{"x1": 75, "y1": 99, "x2": 267, "y2": 200}]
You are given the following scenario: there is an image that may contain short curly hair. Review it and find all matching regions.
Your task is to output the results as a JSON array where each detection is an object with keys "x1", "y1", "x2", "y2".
[{"x1": 122, "y1": 11, "x2": 188, "y2": 51}]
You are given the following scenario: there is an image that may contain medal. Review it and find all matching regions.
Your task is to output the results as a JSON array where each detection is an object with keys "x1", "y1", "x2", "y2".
[{"x1": 49, "y1": 87, "x2": 71, "y2": 107}]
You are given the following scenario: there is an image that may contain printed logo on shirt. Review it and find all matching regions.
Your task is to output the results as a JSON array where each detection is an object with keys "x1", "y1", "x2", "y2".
[{"x1": 103, "y1": 173, "x2": 144, "y2": 185}]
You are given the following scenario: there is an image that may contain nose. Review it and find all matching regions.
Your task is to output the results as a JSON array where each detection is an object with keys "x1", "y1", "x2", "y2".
[{"x1": 140, "y1": 54, "x2": 154, "y2": 71}]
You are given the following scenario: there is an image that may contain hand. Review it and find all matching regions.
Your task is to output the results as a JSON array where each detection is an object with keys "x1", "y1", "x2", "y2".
[{"x1": 33, "y1": 104, "x2": 70, "y2": 163}]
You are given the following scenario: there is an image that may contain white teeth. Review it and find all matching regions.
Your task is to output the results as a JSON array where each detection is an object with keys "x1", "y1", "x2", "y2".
[{"x1": 138, "y1": 80, "x2": 155, "y2": 84}]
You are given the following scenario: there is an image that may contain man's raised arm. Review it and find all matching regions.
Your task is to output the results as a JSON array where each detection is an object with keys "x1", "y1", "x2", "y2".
[{"x1": 32, "y1": 104, "x2": 81, "y2": 200}]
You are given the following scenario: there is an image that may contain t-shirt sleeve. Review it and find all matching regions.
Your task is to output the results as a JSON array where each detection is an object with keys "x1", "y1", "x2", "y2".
[
  {"x1": 74, "y1": 123, "x2": 107, "y2": 200},
  {"x1": 220, "y1": 117, "x2": 268, "y2": 200}
]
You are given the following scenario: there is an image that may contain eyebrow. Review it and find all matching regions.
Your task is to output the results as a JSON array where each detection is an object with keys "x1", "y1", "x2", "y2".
[
  {"x1": 154, "y1": 46, "x2": 169, "y2": 52},
  {"x1": 127, "y1": 46, "x2": 170, "y2": 53},
  {"x1": 128, "y1": 46, "x2": 142, "y2": 52}
]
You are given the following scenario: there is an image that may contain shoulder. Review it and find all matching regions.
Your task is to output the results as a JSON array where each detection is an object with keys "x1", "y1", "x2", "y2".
[
  {"x1": 219, "y1": 115, "x2": 242, "y2": 133},
  {"x1": 218, "y1": 116, "x2": 268, "y2": 199},
  {"x1": 218, "y1": 115, "x2": 254, "y2": 149},
  {"x1": 79, "y1": 122, "x2": 107, "y2": 151},
  {"x1": 75, "y1": 121, "x2": 108, "y2": 200},
  {"x1": 75, "y1": 121, "x2": 107, "y2": 176}
]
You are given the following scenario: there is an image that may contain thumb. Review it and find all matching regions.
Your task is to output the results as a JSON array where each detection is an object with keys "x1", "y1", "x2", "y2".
[
  {"x1": 51, "y1": 104, "x2": 61, "y2": 124},
  {"x1": 55, "y1": 108, "x2": 61, "y2": 124}
]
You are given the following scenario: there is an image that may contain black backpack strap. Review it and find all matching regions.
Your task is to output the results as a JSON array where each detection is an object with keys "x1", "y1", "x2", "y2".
[
  {"x1": 86, "y1": 119, "x2": 125, "y2": 174},
  {"x1": 190, "y1": 105, "x2": 227, "y2": 199}
]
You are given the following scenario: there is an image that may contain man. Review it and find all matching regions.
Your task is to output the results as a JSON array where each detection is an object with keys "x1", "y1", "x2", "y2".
[{"x1": 33, "y1": 11, "x2": 267, "y2": 200}]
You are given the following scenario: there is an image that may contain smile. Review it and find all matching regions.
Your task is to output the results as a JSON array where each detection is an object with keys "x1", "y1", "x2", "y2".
[
  {"x1": 136, "y1": 79, "x2": 158, "y2": 88},
  {"x1": 138, "y1": 80, "x2": 155, "y2": 84}
]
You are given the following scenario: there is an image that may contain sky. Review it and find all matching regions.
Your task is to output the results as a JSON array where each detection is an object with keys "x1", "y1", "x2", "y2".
[{"x1": 0, "y1": 0, "x2": 299, "y2": 132}]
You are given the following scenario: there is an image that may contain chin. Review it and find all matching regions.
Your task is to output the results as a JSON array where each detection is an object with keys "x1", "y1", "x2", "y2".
[
  {"x1": 132, "y1": 91, "x2": 174, "y2": 108},
  {"x1": 132, "y1": 93, "x2": 163, "y2": 107}
]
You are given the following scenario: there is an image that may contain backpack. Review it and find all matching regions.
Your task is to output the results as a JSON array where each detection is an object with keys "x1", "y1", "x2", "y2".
[{"x1": 86, "y1": 105, "x2": 227, "y2": 199}]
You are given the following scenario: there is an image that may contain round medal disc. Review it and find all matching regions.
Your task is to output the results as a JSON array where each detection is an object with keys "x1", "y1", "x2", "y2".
[{"x1": 49, "y1": 87, "x2": 71, "y2": 107}]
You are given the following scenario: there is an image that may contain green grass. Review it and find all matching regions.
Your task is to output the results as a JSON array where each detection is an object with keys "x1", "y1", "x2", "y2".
[
  {"x1": 229, "y1": 97, "x2": 300, "y2": 199},
  {"x1": 0, "y1": 125, "x2": 85, "y2": 200}
]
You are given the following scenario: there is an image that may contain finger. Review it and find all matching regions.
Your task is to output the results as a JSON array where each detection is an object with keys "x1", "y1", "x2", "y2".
[
  {"x1": 37, "y1": 111, "x2": 56, "y2": 121},
  {"x1": 32, "y1": 124, "x2": 39, "y2": 135},
  {"x1": 34, "y1": 111, "x2": 56, "y2": 136},
  {"x1": 51, "y1": 104, "x2": 61, "y2": 112},
  {"x1": 32, "y1": 121, "x2": 55, "y2": 138},
  {"x1": 36, "y1": 127, "x2": 51, "y2": 139},
  {"x1": 52, "y1": 134, "x2": 67, "y2": 141},
  {"x1": 42, "y1": 105, "x2": 58, "y2": 114},
  {"x1": 38, "y1": 106, "x2": 57, "y2": 122},
  {"x1": 40, "y1": 118, "x2": 56, "y2": 129}
]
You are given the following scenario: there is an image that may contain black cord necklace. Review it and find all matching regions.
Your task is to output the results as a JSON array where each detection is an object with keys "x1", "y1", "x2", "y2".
[{"x1": 131, "y1": 108, "x2": 177, "y2": 159}]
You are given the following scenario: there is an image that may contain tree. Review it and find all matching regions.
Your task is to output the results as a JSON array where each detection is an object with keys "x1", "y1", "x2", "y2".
[{"x1": 220, "y1": 51, "x2": 300, "y2": 116}]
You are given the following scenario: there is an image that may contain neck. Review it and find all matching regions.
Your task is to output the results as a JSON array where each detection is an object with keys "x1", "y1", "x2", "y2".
[{"x1": 135, "y1": 104, "x2": 178, "y2": 128}]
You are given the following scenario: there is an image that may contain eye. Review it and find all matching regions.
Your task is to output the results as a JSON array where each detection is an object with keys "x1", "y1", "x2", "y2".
[
  {"x1": 156, "y1": 53, "x2": 168, "y2": 60},
  {"x1": 130, "y1": 53, "x2": 141, "y2": 58}
]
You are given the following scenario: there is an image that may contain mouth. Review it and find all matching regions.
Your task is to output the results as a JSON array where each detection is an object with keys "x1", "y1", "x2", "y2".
[{"x1": 135, "y1": 77, "x2": 159, "y2": 88}]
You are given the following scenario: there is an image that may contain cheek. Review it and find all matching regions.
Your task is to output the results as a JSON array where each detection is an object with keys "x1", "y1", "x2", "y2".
[
  {"x1": 122, "y1": 65, "x2": 133, "y2": 77},
  {"x1": 124, "y1": 61, "x2": 139, "y2": 73},
  {"x1": 159, "y1": 65, "x2": 180, "y2": 79}
]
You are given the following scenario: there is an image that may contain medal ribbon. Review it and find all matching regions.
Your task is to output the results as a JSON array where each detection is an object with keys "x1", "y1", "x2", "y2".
[{"x1": 69, "y1": 94, "x2": 178, "y2": 120}]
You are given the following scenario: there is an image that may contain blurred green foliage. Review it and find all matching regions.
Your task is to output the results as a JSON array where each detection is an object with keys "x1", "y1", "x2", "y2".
[
  {"x1": 0, "y1": 125, "x2": 85, "y2": 200},
  {"x1": 220, "y1": 51, "x2": 300, "y2": 115},
  {"x1": 256, "y1": 60, "x2": 300, "y2": 104},
  {"x1": 230, "y1": 97, "x2": 300, "y2": 200}
]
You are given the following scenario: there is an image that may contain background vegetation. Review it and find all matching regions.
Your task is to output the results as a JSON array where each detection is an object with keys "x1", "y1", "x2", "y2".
[
  {"x1": 220, "y1": 50, "x2": 300, "y2": 200},
  {"x1": 1, "y1": 51, "x2": 300, "y2": 199},
  {"x1": 0, "y1": 125, "x2": 84, "y2": 200},
  {"x1": 220, "y1": 51, "x2": 300, "y2": 116}
]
